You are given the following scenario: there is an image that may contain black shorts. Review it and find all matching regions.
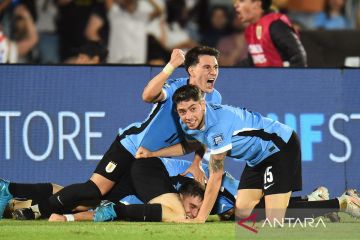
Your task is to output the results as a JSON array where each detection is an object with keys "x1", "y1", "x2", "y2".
[
  {"x1": 94, "y1": 135, "x2": 135, "y2": 182},
  {"x1": 102, "y1": 171, "x2": 136, "y2": 202},
  {"x1": 131, "y1": 157, "x2": 177, "y2": 203},
  {"x1": 238, "y1": 132, "x2": 302, "y2": 195}
]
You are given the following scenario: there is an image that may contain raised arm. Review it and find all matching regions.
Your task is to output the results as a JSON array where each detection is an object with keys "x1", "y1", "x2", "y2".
[
  {"x1": 14, "y1": 5, "x2": 39, "y2": 57},
  {"x1": 142, "y1": 49, "x2": 185, "y2": 103},
  {"x1": 148, "y1": 0, "x2": 163, "y2": 21}
]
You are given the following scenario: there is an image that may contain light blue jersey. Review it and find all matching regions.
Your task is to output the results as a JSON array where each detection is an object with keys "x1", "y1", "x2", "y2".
[
  {"x1": 119, "y1": 78, "x2": 222, "y2": 156},
  {"x1": 119, "y1": 158, "x2": 238, "y2": 215},
  {"x1": 181, "y1": 103, "x2": 293, "y2": 167}
]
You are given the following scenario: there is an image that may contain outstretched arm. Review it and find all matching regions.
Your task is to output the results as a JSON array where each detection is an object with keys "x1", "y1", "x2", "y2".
[
  {"x1": 181, "y1": 146, "x2": 207, "y2": 185},
  {"x1": 136, "y1": 143, "x2": 183, "y2": 158},
  {"x1": 136, "y1": 140, "x2": 202, "y2": 159},
  {"x1": 193, "y1": 152, "x2": 227, "y2": 223}
]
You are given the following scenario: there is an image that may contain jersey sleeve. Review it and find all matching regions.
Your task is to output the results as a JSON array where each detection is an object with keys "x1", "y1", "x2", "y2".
[
  {"x1": 162, "y1": 78, "x2": 183, "y2": 101},
  {"x1": 269, "y1": 20, "x2": 307, "y2": 67},
  {"x1": 206, "y1": 126, "x2": 232, "y2": 155},
  {"x1": 206, "y1": 89, "x2": 222, "y2": 104},
  {"x1": 215, "y1": 90, "x2": 223, "y2": 104}
]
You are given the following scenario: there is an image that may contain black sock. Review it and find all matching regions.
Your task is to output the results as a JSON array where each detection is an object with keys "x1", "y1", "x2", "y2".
[
  {"x1": 254, "y1": 196, "x2": 304, "y2": 210},
  {"x1": 113, "y1": 203, "x2": 162, "y2": 222},
  {"x1": 38, "y1": 180, "x2": 102, "y2": 218},
  {"x1": 252, "y1": 197, "x2": 339, "y2": 221},
  {"x1": 8, "y1": 183, "x2": 53, "y2": 203},
  {"x1": 286, "y1": 199, "x2": 340, "y2": 220}
]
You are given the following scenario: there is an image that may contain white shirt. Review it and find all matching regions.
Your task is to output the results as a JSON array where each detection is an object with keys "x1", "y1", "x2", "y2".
[
  {"x1": 107, "y1": 2, "x2": 151, "y2": 64},
  {"x1": 0, "y1": 31, "x2": 18, "y2": 63}
]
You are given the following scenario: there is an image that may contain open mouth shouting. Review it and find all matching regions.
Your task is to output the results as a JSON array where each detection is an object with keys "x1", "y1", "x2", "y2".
[{"x1": 206, "y1": 79, "x2": 215, "y2": 90}]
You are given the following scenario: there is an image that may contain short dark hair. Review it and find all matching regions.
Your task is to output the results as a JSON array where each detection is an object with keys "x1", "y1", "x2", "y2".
[
  {"x1": 178, "y1": 179, "x2": 205, "y2": 200},
  {"x1": 77, "y1": 41, "x2": 109, "y2": 63},
  {"x1": 172, "y1": 85, "x2": 203, "y2": 106},
  {"x1": 184, "y1": 46, "x2": 220, "y2": 74}
]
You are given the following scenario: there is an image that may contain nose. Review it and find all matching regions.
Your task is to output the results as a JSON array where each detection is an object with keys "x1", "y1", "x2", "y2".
[
  {"x1": 185, "y1": 111, "x2": 192, "y2": 121},
  {"x1": 210, "y1": 67, "x2": 217, "y2": 76},
  {"x1": 190, "y1": 209, "x2": 199, "y2": 219}
]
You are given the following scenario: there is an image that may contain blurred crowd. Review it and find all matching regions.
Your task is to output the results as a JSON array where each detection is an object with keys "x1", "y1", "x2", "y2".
[{"x1": 0, "y1": 0, "x2": 360, "y2": 65}]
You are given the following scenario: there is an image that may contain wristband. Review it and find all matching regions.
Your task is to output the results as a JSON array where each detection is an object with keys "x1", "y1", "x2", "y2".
[
  {"x1": 162, "y1": 63, "x2": 174, "y2": 76},
  {"x1": 64, "y1": 214, "x2": 75, "y2": 222}
]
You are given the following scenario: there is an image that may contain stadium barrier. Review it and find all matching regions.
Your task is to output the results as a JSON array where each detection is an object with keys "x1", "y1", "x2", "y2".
[
  {"x1": 0, "y1": 66, "x2": 359, "y2": 196},
  {"x1": 301, "y1": 30, "x2": 360, "y2": 67}
]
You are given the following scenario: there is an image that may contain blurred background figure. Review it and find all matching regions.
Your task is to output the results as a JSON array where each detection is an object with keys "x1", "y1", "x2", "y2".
[
  {"x1": 35, "y1": 0, "x2": 59, "y2": 63},
  {"x1": 56, "y1": 0, "x2": 99, "y2": 62},
  {"x1": 145, "y1": 0, "x2": 168, "y2": 65},
  {"x1": 0, "y1": 2, "x2": 38, "y2": 63},
  {"x1": 63, "y1": 40, "x2": 108, "y2": 64},
  {"x1": 106, "y1": 0, "x2": 162, "y2": 64},
  {"x1": 84, "y1": 0, "x2": 110, "y2": 47},
  {"x1": 314, "y1": 0, "x2": 352, "y2": 30},
  {"x1": 234, "y1": 0, "x2": 307, "y2": 67},
  {"x1": 163, "y1": 0, "x2": 197, "y2": 51},
  {"x1": 200, "y1": 5, "x2": 231, "y2": 48},
  {"x1": 286, "y1": 0, "x2": 325, "y2": 29},
  {"x1": 0, "y1": 0, "x2": 11, "y2": 21},
  {"x1": 216, "y1": 15, "x2": 247, "y2": 66},
  {"x1": 0, "y1": 28, "x2": 16, "y2": 63},
  {"x1": 346, "y1": 0, "x2": 360, "y2": 29},
  {"x1": 1, "y1": 0, "x2": 359, "y2": 67}
]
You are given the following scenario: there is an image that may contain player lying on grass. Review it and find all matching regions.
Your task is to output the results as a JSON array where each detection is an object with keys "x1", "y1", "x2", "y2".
[
  {"x1": 135, "y1": 85, "x2": 360, "y2": 223},
  {"x1": 1, "y1": 157, "x2": 239, "y2": 221},
  {"x1": 3, "y1": 158, "x2": 358, "y2": 222},
  {"x1": 2, "y1": 157, "x2": 205, "y2": 222}
]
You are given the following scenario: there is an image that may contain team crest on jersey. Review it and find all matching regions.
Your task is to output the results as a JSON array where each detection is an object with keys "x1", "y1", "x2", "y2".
[
  {"x1": 105, "y1": 161, "x2": 117, "y2": 173},
  {"x1": 256, "y1": 25, "x2": 262, "y2": 40},
  {"x1": 213, "y1": 134, "x2": 224, "y2": 146}
]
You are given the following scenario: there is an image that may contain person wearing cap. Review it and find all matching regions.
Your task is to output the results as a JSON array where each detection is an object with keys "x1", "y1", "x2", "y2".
[{"x1": 234, "y1": 0, "x2": 307, "y2": 67}]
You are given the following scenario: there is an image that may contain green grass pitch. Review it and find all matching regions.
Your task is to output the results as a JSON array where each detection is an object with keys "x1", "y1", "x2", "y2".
[{"x1": 1, "y1": 214, "x2": 359, "y2": 240}]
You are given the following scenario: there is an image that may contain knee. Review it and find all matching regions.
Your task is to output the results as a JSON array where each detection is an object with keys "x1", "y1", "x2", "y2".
[
  {"x1": 235, "y1": 199, "x2": 260, "y2": 219},
  {"x1": 236, "y1": 199, "x2": 260, "y2": 210},
  {"x1": 90, "y1": 175, "x2": 114, "y2": 196}
]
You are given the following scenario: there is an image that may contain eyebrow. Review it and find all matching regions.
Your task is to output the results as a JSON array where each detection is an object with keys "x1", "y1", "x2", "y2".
[
  {"x1": 190, "y1": 203, "x2": 198, "y2": 208},
  {"x1": 178, "y1": 104, "x2": 197, "y2": 111},
  {"x1": 202, "y1": 64, "x2": 218, "y2": 68}
]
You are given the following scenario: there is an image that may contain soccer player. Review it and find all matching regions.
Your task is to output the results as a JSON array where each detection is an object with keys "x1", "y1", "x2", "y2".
[
  {"x1": 136, "y1": 85, "x2": 360, "y2": 223},
  {"x1": 2, "y1": 158, "x2": 237, "y2": 221},
  {"x1": 0, "y1": 46, "x2": 221, "y2": 220},
  {"x1": 49, "y1": 158, "x2": 206, "y2": 222},
  {"x1": 233, "y1": 0, "x2": 307, "y2": 67}
]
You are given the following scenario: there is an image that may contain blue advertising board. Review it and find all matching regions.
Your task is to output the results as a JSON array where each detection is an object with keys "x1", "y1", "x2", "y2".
[{"x1": 0, "y1": 66, "x2": 359, "y2": 197}]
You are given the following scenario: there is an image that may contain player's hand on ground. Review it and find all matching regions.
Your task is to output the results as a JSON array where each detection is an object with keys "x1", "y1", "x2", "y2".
[
  {"x1": 48, "y1": 213, "x2": 66, "y2": 222},
  {"x1": 135, "y1": 146, "x2": 153, "y2": 159},
  {"x1": 181, "y1": 164, "x2": 207, "y2": 186},
  {"x1": 169, "y1": 49, "x2": 185, "y2": 68}
]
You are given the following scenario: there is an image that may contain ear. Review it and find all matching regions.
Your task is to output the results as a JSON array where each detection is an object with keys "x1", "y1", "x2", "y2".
[
  {"x1": 91, "y1": 56, "x2": 100, "y2": 64},
  {"x1": 188, "y1": 66, "x2": 195, "y2": 76},
  {"x1": 200, "y1": 99, "x2": 206, "y2": 111}
]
